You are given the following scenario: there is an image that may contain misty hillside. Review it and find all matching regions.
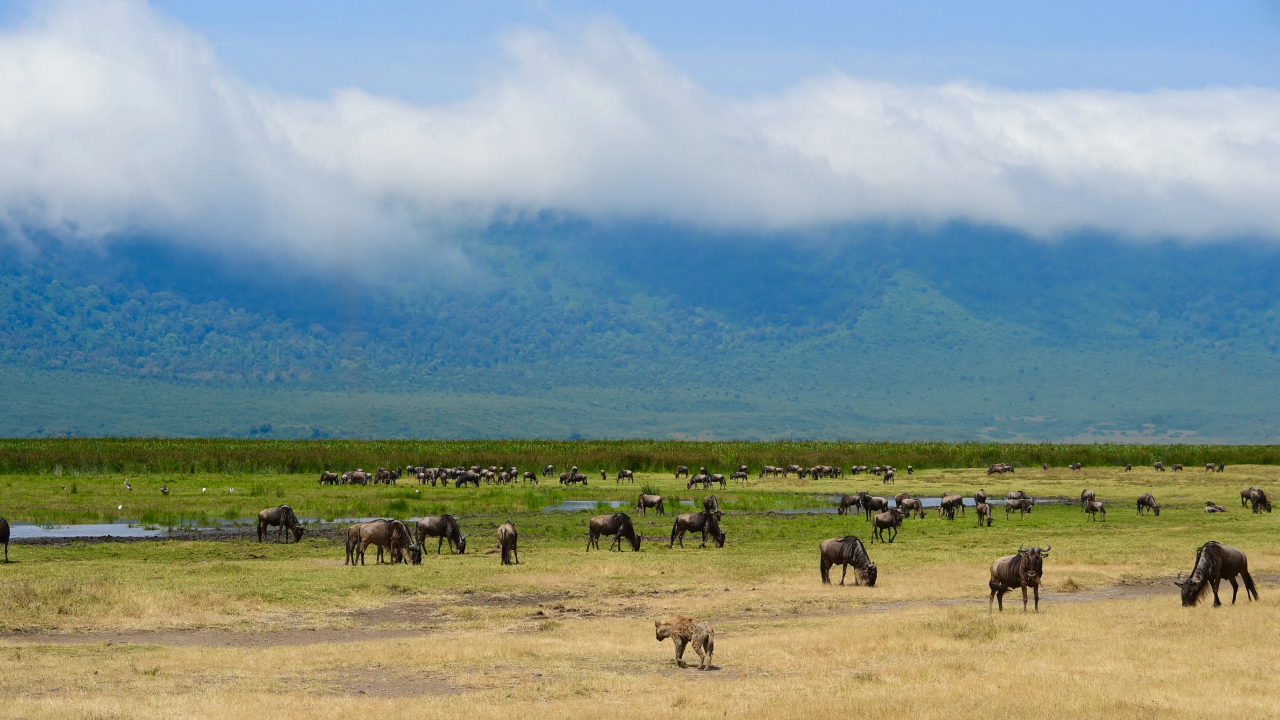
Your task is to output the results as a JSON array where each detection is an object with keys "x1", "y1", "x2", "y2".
[{"x1": 2, "y1": 221, "x2": 1279, "y2": 441}]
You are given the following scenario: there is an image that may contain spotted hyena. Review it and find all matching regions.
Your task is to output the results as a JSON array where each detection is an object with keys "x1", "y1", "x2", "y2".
[{"x1": 655, "y1": 615, "x2": 714, "y2": 670}]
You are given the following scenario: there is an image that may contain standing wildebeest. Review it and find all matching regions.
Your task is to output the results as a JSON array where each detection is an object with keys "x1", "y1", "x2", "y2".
[
  {"x1": 1217, "y1": 462, "x2": 1226, "y2": 472},
  {"x1": 894, "y1": 492, "x2": 910, "y2": 508},
  {"x1": 637, "y1": 494, "x2": 665, "y2": 515},
  {"x1": 857, "y1": 492, "x2": 889, "y2": 521},
  {"x1": 587, "y1": 513, "x2": 641, "y2": 552},
  {"x1": 900, "y1": 497, "x2": 925, "y2": 519},
  {"x1": 1155, "y1": 461, "x2": 1165, "y2": 471},
  {"x1": 1240, "y1": 487, "x2": 1256, "y2": 508},
  {"x1": 989, "y1": 543, "x2": 1050, "y2": 612},
  {"x1": 497, "y1": 521, "x2": 519, "y2": 565},
  {"x1": 1080, "y1": 489, "x2": 1095, "y2": 507},
  {"x1": 709, "y1": 473, "x2": 727, "y2": 489},
  {"x1": 939, "y1": 492, "x2": 965, "y2": 519},
  {"x1": 1137, "y1": 493, "x2": 1161, "y2": 516},
  {"x1": 907, "y1": 465, "x2": 913, "y2": 475},
  {"x1": 1005, "y1": 498, "x2": 1034, "y2": 519},
  {"x1": 836, "y1": 494, "x2": 862, "y2": 515},
  {"x1": 1178, "y1": 541, "x2": 1257, "y2": 607},
  {"x1": 522, "y1": 471, "x2": 538, "y2": 484},
  {"x1": 346, "y1": 520, "x2": 413, "y2": 565},
  {"x1": 319, "y1": 471, "x2": 339, "y2": 485},
  {"x1": 819, "y1": 536, "x2": 877, "y2": 586},
  {"x1": 1084, "y1": 500, "x2": 1106, "y2": 522},
  {"x1": 759, "y1": 466, "x2": 776, "y2": 478},
  {"x1": 975, "y1": 503, "x2": 993, "y2": 526},
  {"x1": 670, "y1": 512, "x2": 725, "y2": 548},
  {"x1": 730, "y1": 471, "x2": 749, "y2": 485},
  {"x1": 1043, "y1": 463, "x2": 1049, "y2": 471},
  {"x1": 257, "y1": 505, "x2": 305, "y2": 543},
  {"x1": 871, "y1": 509, "x2": 904, "y2": 544},
  {"x1": 0, "y1": 517, "x2": 8, "y2": 562},
  {"x1": 883, "y1": 469, "x2": 896, "y2": 484},
  {"x1": 617, "y1": 469, "x2": 635, "y2": 483},
  {"x1": 675, "y1": 466, "x2": 690, "y2": 478},
  {"x1": 974, "y1": 489, "x2": 987, "y2": 505},
  {"x1": 1248, "y1": 488, "x2": 1272, "y2": 513},
  {"x1": 1172, "y1": 464, "x2": 1184, "y2": 472},
  {"x1": 1007, "y1": 490, "x2": 1026, "y2": 500},
  {"x1": 416, "y1": 515, "x2": 468, "y2": 554},
  {"x1": 702, "y1": 495, "x2": 722, "y2": 520}
]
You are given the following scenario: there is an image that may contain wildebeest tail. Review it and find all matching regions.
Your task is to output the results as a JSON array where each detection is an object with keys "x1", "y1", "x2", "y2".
[
  {"x1": 989, "y1": 579, "x2": 1009, "y2": 594},
  {"x1": 1244, "y1": 572, "x2": 1259, "y2": 601}
]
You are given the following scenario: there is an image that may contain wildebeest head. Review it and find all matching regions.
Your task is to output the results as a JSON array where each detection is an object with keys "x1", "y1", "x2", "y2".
[
  {"x1": 1018, "y1": 543, "x2": 1049, "y2": 581},
  {"x1": 408, "y1": 544, "x2": 423, "y2": 565},
  {"x1": 291, "y1": 525, "x2": 306, "y2": 542},
  {"x1": 457, "y1": 533, "x2": 469, "y2": 554},
  {"x1": 1152, "y1": 505, "x2": 1161, "y2": 517},
  {"x1": 712, "y1": 528, "x2": 726, "y2": 548},
  {"x1": 861, "y1": 561, "x2": 878, "y2": 587}
]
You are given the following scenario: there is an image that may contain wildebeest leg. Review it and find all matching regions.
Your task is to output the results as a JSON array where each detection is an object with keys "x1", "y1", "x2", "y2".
[
  {"x1": 1033, "y1": 584, "x2": 1040, "y2": 612},
  {"x1": 438, "y1": 536, "x2": 445, "y2": 555},
  {"x1": 1211, "y1": 579, "x2": 1223, "y2": 607},
  {"x1": 997, "y1": 588, "x2": 1007, "y2": 611},
  {"x1": 1021, "y1": 586, "x2": 1029, "y2": 612},
  {"x1": 1228, "y1": 576, "x2": 1240, "y2": 604},
  {"x1": 889, "y1": 526, "x2": 896, "y2": 543}
]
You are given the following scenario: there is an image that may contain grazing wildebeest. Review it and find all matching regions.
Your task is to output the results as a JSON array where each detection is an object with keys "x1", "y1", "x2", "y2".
[
  {"x1": 416, "y1": 515, "x2": 468, "y2": 555},
  {"x1": 819, "y1": 536, "x2": 877, "y2": 586},
  {"x1": 973, "y1": 489, "x2": 987, "y2": 505},
  {"x1": 457, "y1": 470, "x2": 482, "y2": 487},
  {"x1": 0, "y1": 517, "x2": 8, "y2": 562},
  {"x1": 1005, "y1": 498, "x2": 1034, "y2": 519},
  {"x1": 656, "y1": 615, "x2": 714, "y2": 670},
  {"x1": 989, "y1": 543, "x2": 1050, "y2": 612},
  {"x1": 857, "y1": 492, "x2": 889, "y2": 521},
  {"x1": 730, "y1": 471, "x2": 749, "y2": 484},
  {"x1": 737, "y1": 465, "x2": 749, "y2": 475},
  {"x1": 347, "y1": 469, "x2": 371, "y2": 485},
  {"x1": 702, "y1": 495, "x2": 723, "y2": 520},
  {"x1": 687, "y1": 473, "x2": 709, "y2": 490},
  {"x1": 617, "y1": 469, "x2": 635, "y2": 483},
  {"x1": 1248, "y1": 488, "x2": 1272, "y2": 513},
  {"x1": 1125, "y1": 463, "x2": 1132, "y2": 472},
  {"x1": 1070, "y1": 463, "x2": 1082, "y2": 471},
  {"x1": 883, "y1": 469, "x2": 896, "y2": 484},
  {"x1": 894, "y1": 492, "x2": 910, "y2": 508},
  {"x1": 523, "y1": 471, "x2": 538, "y2": 484},
  {"x1": 871, "y1": 509, "x2": 904, "y2": 544},
  {"x1": 1043, "y1": 463, "x2": 1048, "y2": 471},
  {"x1": 637, "y1": 494, "x2": 665, "y2": 515},
  {"x1": 257, "y1": 505, "x2": 305, "y2": 543},
  {"x1": 675, "y1": 466, "x2": 689, "y2": 478},
  {"x1": 587, "y1": 513, "x2": 641, "y2": 552},
  {"x1": 975, "y1": 503, "x2": 993, "y2": 526},
  {"x1": 1080, "y1": 489, "x2": 1095, "y2": 507},
  {"x1": 346, "y1": 520, "x2": 413, "y2": 565},
  {"x1": 1172, "y1": 464, "x2": 1184, "y2": 472},
  {"x1": 1178, "y1": 541, "x2": 1257, "y2": 607},
  {"x1": 670, "y1": 512, "x2": 725, "y2": 549},
  {"x1": 1137, "y1": 493, "x2": 1161, "y2": 516},
  {"x1": 900, "y1": 497, "x2": 925, "y2": 519},
  {"x1": 1205, "y1": 502, "x2": 1228, "y2": 513},
  {"x1": 1240, "y1": 487, "x2": 1256, "y2": 508},
  {"x1": 497, "y1": 521, "x2": 519, "y2": 565},
  {"x1": 907, "y1": 466, "x2": 913, "y2": 475},
  {"x1": 543, "y1": 464, "x2": 554, "y2": 478},
  {"x1": 1084, "y1": 500, "x2": 1106, "y2": 522},
  {"x1": 319, "y1": 471, "x2": 339, "y2": 485},
  {"x1": 1206, "y1": 463, "x2": 1216, "y2": 472},
  {"x1": 760, "y1": 465, "x2": 777, "y2": 478},
  {"x1": 1217, "y1": 463, "x2": 1226, "y2": 473},
  {"x1": 1155, "y1": 461, "x2": 1165, "y2": 471},
  {"x1": 709, "y1": 473, "x2": 727, "y2": 489},
  {"x1": 939, "y1": 492, "x2": 965, "y2": 518},
  {"x1": 836, "y1": 494, "x2": 862, "y2": 515}
]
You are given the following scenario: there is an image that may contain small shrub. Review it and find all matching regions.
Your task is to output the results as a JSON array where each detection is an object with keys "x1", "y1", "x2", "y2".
[{"x1": 70, "y1": 482, "x2": 77, "y2": 494}]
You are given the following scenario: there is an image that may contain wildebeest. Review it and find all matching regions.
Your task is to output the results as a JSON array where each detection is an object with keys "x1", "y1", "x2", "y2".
[
  {"x1": 975, "y1": 503, "x2": 993, "y2": 526},
  {"x1": 709, "y1": 473, "x2": 727, "y2": 489},
  {"x1": 675, "y1": 466, "x2": 689, "y2": 478},
  {"x1": 587, "y1": 513, "x2": 641, "y2": 552},
  {"x1": 1172, "y1": 464, "x2": 1183, "y2": 472},
  {"x1": 1155, "y1": 461, "x2": 1165, "y2": 471},
  {"x1": 687, "y1": 473, "x2": 709, "y2": 490},
  {"x1": 973, "y1": 489, "x2": 987, "y2": 505},
  {"x1": 1005, "y1": 497, "x2": 1034, "y2": 519},
  {"x1": 818, "y1": 536, "x2": 877, "y2": 586},
  {"x1": 670, "y1": 512, "x2": 725, "y2": 549},
  {"x1": 907, "y1": 466, "x2": 913, "y2": 475},
  {"x1": 1240, "y1": 487, "x2": 1256, "y2": 508},
  {"x1": 456, "y1": 470, "x2": 481, "y2": 487},
  {"x1": 1007, "y1": 490, "x2": 1026, "y2": 500},
  {"x1": 1217, "y1": 462, "x2": 1226, "y2": 472},
  {"x1": 857, "y1": 492, "x2": 889, "y2": 520},
  {"x1": 522, "y1": 471, "x2": 538, "y2": 484},
  {"x1": 346, "y1": 520, "x2": 413, "y2": 565},
  {"x1": 1070, "y1": 463, "x2": 1082, "y2": 471},
  {"x1": 938, "y1": 492, "x2": 965, "y2": 519},
  {"x1": 1043, "y1": 463, "x2": 1048, "y2": 471},
  {"x1": 1125, "y1": 463, "x2": 1132, "y2": 472},
  {"x1": 836, "y1": 494, "x2": 861, "y2": 515},
  {"x1": 1206, "y1": 463, "x2": 1216, "y2": 472},
  {"x1": 497, "y1": 521, "x2": 519, "y2": 565},
  {"x1": 1080, "y1": 489, "x2": 1095, "y2": 507},
  {"x1": 319, "y1": 471, "x2": 339, "y2": 485},
  {"x1": 1205, "y1": 502, "x2": 1228, "y2": 513},
  {"x1": 730, "y1": 471, "x2": 749, "y2": 484},
  {"x1": 989, "y1": 543, "x2": 1050, "y2": 612},
  {"x1": 1137, "y1": 493, "x2": 1161, "y2": 516},
  {"x1": 1248, "y1": 488, "x2": 1272, "y2": 513},
  {"x1": 760, "y1": 465, "x2": 777, "y2": 478},
  {"x1": 416, "y1": 515, "x2": 468, "y2": 554},
  {"x1": 257, "y1": 505, "x2": 305, "y2": 543},
  {"x1": 1178, "y1": 541, "x2": 1257, "y2": 607},
  {"x1": 883, "y1": 469, "x2": 896, "y2": 484},
  {"x1": 899, "y1": 497, "x2": 925, "y2": 519},
  {"x1": 600, "y1": 470, "x2": 607, "y2": 483},
  {"x1": 637, "y1": 494, "x2": 665, "y2": 515},
  {"x1": 617, "y1": 469, "x2": 635, "y2": 483},
  {"x1": 1084, "y1": 499, "x2": 1106, "y2": 522},
  {"x1": 702, "y1": 495, "x2": 722, "y2": 520},
  {"x1": 0, "y1": 517, "x2": 8, "y2": 562},
  {"x1": 871, "y1": 509, "x2": 904, "y2": 543},
  {"x1": 894, "y1": 492, "x2": 910, "y2": 508},
  {"x1": 543, "y1": 464, "x2": 554, "y2": 478}
]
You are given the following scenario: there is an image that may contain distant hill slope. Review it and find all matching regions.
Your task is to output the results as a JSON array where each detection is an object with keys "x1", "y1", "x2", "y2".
[{"x1": 1, "y1": 221, "x2": 1278, "y2": 440}]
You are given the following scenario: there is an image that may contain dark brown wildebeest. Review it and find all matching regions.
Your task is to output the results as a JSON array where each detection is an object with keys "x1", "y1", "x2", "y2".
[
  {"x1": 257, "y1": 505, "x2": 305, "y2": 543},
  {"x1": 939, "y1": 492, "x2": 965, "y2": 518},
  {"x1": 786, "y1": 464, "x2": 802, "y2": 476},
  {"x1": 416, "y1": 515, "x2": 468, "y2": 554},
  {"x1": 457, "y1": 470, "x2": 482, "y2": 487},
  {"x1": 346, "y1": 520, "x2": 413, "y2": 565},
  {"x1": 319, "y1": 471, "x2": 339, "y2": 485},
  {"x1": 907, "y1": 466, "x2": 913, "y2": 475},
  {"x1": 1178, "y1": 541, "x2": 1257, "y2": 607},
  {"x1": 989, "y1": 543, "x2": 1050, "y2": 612},
  {"x1": 730, "y1": 471, "x2": 749, "y2": 484},
  {"x1": 1217, "y1": 462, "x2": 1226, "y2": 473},
  {"x1": 1248, "y1": 488, "x2": 1272, "y2": 513},
  {"x1": 819, "y1": 536, "x2": 877, "y2": 586},
  {"x1": 1137, "y1": 493, "x2": 1161, "y2": 516},
  {"x1": 670, "y1": 512, "x2": 725, "y2": 549},
  {"x1": 637, "y1": 494, "x2": 665, "y2": 515},
  {"x1": 617, "y1": 469, "x2": 635, "y2": 483},
  {"x1": 687, "y1": 473, "x2": 709, "y2": 490},
  {"x1": 1005, "y1": 498, "x2": 1034, "y2": 519},
  {"x1": 347, "y1": 469, "x2": 371, "y2": 485},
  {"x1": 709, "y1": 473, "x2": 727, "y2": 489},
  {"x1": 1205, "y1": 502, "x2": 1228, "y2": 513},
  {"x1": 1007, "y1": 490, "x2": 1026, "y2": 500},
  {"x1": 0, "y1": 517, "x2": 8, "y2": 562},
  {"x1": 1154, "y1": 461, "x2": 1165, "y2": 471},
  {"x1": 857, "y1": 492, "x2": 889, "y2": 520},
  {"x1": 1206, "y1": 463, "x2": 1215, "y2": 472},
  {"x1": 1080, "y1": 489, "x2": 1095, "y2": 507},
  {"x1": 836, "y1": 494, "x2": 861, "y2": 515},
  {"x1": 975, "y1": 503, "x2": 993, "y2": 527},
  {"x1": 497, "y1": 521, "x2": 519, "y2": 565},
  {"x1": 675, "y1": 466, "x2": 689, "y2": 478},
  {"x1": 1240, "y1": 487, "x2": 1256, "y2": 508},
  {"x1": 1084, "y1": 500, "x2": 1106, "y2": 522},
  {"x1": 883, "y1": 469, "x2": 896, "y2": 484},
  {"x1": 737, "y1": 465, "x2": 749, "y2": 475},
  {"x1": 1172, "y1": 464, "x2": 1184, "y2": 472},
  {"x1": 871, "y1": 509, "x2": 904, "y2": 544},
  {"x1": 900, "y1": 497, "x2": 926, "y2": 519},
  {"x1": 702, "y1": 495, "x2": 723, "y2": 520},
  {"x1": 1043, "y1": 463, "x2": 1048, "y2": 471},
  {"x1": 759, "y1": 465, "x2": 777, "y2": 478},
  {"x1": 973, "y1": 489, "x2": 987, "y2": 505},
  {"x1": 1125, "y1": 463, "x2": 1132, "y2": 472},
  {"x1": 894, "y1": 492, "x2": 910, "y2": 507},
  {"x1": 523, "y1": 471, "x2": 538, "y2": 484},
  {"x1": 543, "y1": 464, "x2": 554, "y2": 478},
  {"x1": 1070, "y1": 463, "x2": 1082, "y2": 471},
  {"x1": 587, "y1": 513, "x2": 641, "y2": 552}
]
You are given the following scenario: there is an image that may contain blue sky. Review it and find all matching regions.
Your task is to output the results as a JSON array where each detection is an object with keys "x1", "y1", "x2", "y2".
[{"x1": 123, "y1": 1, "x2": 1280, "y2": 101}]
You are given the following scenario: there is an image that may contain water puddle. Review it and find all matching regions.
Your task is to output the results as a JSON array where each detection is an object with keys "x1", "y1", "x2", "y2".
[
  {"x1": 7, "y1": 521, "x2": 167, "y2": 539},
  {"x1": 541, "y1": 500, "x2": 626, "y2": 513}
]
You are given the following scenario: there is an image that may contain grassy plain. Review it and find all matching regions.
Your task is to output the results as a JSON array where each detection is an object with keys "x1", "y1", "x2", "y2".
[{"x1": 1, "y1": 464, "x2": 1278, "y2": 718}]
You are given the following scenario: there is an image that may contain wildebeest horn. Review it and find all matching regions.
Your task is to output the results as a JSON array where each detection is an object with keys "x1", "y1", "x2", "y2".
[
  {"x1": 1041, "y1": 544, "x2": 1051, "y2": 554},
  {"x1": 1019, "y1": 542, "x2": 1025, "y2": 552}
]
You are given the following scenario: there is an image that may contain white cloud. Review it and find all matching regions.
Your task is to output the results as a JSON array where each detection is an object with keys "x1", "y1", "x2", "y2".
[{"x1": 1, "y1": 0, "x2": 1278, "y2": 262}]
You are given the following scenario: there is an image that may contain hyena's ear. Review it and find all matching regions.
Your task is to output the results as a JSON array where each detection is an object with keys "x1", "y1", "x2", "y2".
[{"x1": 654, "y1": 620, "x2": 660, "y2": 629}]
